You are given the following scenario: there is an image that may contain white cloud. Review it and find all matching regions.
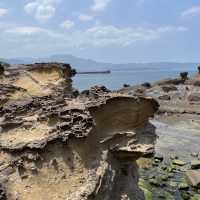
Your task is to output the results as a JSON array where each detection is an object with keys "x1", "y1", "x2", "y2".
[
  {"x1": 91, "y1": 0, "x2": 111, "y2": 12},
  {"x1": 5, "y1": 26, "x2": 47, "y2": 36},
  {"x1": 78, "y1": 14, "x2": 94, "y2": 21},
  {"x1": 156, "y1": 26, "x2": 188, "y2": 33},
  {"x1": 78, "y1": 0, "x2": 112, "y2": 21},
  {"x1": 81, "y1": 25, "x2": 187, "y2": 47},
  {"x1": 0, "y1": 24, "x2": 187, "y2": 55},
  {"x1": 181, "y1": 6, "x2": 200, "y2": 17},
  {"x1": 4, "y1": 26, "x2": 63, "y2": 39},
  {"x1": 0, "y1": 8, "x2": 8, "y2": 17},
  {"x1": 60, "y1": 20, "x2": 75, "y2": 29},
  {"x1": 78, "y1": 0, "x2": 111, "y2": 22},
  {"x1": 24, "y1": 0, "x2": 60, "y2": 22},
  {"x1": 1, "y1": 25, "x2": 65, "y2": 55}
]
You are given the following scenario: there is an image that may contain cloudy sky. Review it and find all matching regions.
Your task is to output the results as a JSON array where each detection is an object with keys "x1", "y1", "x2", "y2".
[{"x1": 0, "y1": 0, "x2": 200, "y2": 63}]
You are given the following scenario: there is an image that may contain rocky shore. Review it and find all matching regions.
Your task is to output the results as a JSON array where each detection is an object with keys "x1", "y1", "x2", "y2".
[
  {"x1": 1, "y1": 62, "x2": 200, "y2": 200},
  {"x1": 120, "y1": 69, "x2": 200, "y2": 200},
  {"x1": 0, "y1": 63, "x2": 158, "y2": 200}
]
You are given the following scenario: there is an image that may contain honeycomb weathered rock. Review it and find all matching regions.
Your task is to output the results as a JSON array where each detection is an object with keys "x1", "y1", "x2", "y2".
[{"x1": 0, "y1": 63, "x2": 158, "y2": 200}]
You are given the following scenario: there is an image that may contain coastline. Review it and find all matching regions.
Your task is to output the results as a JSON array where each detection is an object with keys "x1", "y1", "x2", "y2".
[
  {"x1": 120, "y1": 69, "x2": 200, "y2": 199},
  {"x1": 1, "y1": 62, "x2": 200, "y2": 199}
]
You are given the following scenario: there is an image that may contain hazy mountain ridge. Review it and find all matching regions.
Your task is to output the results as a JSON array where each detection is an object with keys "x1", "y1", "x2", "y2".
[{"x1": 1, "y1": 54, "x2": 199, "y2": 71}]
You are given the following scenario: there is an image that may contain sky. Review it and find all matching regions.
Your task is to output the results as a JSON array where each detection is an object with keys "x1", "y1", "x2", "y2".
[{"x1": 0, "y1": 0, "x2": 200, "y2": 63}]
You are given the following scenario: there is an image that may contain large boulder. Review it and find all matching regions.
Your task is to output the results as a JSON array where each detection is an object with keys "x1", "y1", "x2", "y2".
[
  {"x1": 0, "y1": 94, "x2": 158, "y2": 200},
  {"x1": 1, "y1": 63, "x2": 75, "y2": 98}
]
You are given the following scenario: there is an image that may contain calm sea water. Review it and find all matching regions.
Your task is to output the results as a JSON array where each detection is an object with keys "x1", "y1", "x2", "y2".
[{"x1": 73, "y1": 69, "x2": 196, "y2": 91}]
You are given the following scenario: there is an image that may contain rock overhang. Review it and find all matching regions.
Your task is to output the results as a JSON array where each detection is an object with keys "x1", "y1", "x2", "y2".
[{"x1": 0, "y1": 62, "x2": 159, "y2": 200}]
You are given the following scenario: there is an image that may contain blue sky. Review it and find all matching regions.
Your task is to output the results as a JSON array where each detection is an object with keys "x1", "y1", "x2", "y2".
[{"x1": 0, "y1": 0, "x2": 200, "y2": 63}]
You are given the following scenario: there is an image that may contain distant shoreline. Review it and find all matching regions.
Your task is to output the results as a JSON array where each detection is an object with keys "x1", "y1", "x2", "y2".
[{"x1": 77, "y1": 70, "x2": 111, "y2": 74}]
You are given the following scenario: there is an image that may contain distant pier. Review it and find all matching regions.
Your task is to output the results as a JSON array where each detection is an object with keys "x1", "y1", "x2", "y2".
[{"x1": 77, "y1": 70, "x2": 111, "y2": 74}]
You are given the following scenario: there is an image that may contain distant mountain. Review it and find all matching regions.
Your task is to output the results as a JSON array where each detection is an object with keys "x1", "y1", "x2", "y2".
[
  {"x1": 2, "y1": 54, "x2": 199, "y2": 72},
  {"x1": 1, "y1": 54, "x2": 111, "y2": 71}
]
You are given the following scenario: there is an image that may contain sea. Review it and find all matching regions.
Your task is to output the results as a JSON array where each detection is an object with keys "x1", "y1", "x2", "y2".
[{"x1": 73, "y1": 68, "x2": 197, "y2": 91}]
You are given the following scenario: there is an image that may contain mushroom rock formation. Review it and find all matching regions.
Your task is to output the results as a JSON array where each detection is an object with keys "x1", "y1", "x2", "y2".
[
  {"x1": 180, "y1": 72, "x2": 189, "y2": 81},
  {"x1": 0, "y1": 64, "x2": 4, "y2": 75},
  {"x1": 198, "y1": 65, "x2": 200, "y2": 74},
  {"x1": 0, "y1": 63, "x2": 159, "y2": 200}
]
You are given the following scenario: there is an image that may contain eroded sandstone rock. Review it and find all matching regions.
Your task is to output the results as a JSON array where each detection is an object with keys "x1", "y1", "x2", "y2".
[
  {"x1": 0, "y1": 63, "x2": 158, "y2": 200},
  {"x1": 1, "y1": 63, "x2": 75, "y2": 99}
]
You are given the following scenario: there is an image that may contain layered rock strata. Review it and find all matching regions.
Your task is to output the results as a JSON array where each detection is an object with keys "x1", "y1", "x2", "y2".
[{"x1": 0, "y1": 63, "x2": 158, "y2": 200}]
